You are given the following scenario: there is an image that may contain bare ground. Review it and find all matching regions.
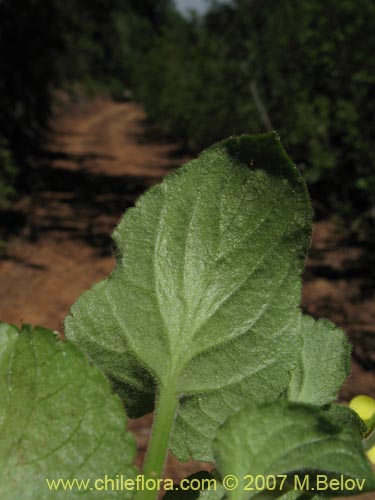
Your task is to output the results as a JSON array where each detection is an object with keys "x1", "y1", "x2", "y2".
[{"x1": 0, "y1": 98, "x2": 374, "y2": 492}]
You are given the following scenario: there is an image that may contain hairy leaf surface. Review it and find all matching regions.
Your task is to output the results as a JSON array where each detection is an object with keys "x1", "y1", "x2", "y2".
[
  {"x1": 66, "y1": 133, "x2": 349, "y2": 463},
  {"x1": 170, "y1": 313, "x2": 351, "y2": 461},
  {"x1": 0, "y1": 323, "x2": 136, "y2": 499},
  {"x1": 213, "y1": 400, "x2": 375, "y2": 499},
  {"x1": 288, "y1": 316, "x2": 350, "y2": 406}
]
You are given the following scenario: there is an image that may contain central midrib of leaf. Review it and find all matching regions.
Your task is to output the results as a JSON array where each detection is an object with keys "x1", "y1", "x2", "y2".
[
  {"x1": 153, "y1": 168, "x2": 286, "y2": 384},
  {"x1": 65, "y1": 133, "x2": 317, "y2": 471}
]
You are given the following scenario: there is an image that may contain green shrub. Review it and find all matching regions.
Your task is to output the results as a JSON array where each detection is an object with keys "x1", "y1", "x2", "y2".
[
  {"x1": 128, "y1": 0, "x2": 374, "y2": 244},
  {"x1": 0, "y1": 137, "x2": 17, "y2": 206}
]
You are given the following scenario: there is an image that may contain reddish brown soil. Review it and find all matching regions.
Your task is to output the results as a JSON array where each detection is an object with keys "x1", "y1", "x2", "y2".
[{"x1": 0, "y1": 98, "x2": 374, "y2": 493}]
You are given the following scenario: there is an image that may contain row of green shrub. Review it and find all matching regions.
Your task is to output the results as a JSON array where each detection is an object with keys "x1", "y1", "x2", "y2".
[
  {"x1": 1, "y1": 0, "x2": 373, "y2": 244},
  {"x1": 129, "y1": 0, "x2": 374, "y2": 244},
  {"x1": 0, "y1": 0, "x2": 136, "y2": 204}
]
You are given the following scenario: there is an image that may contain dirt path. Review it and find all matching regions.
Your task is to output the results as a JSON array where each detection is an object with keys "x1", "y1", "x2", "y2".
[
  {"x1": 0, "y1": 97, "x2": 207, "y2": 479},
  {"x1": 0, "y1": 98, "x2": 373, "y2": 488},
  {"x1": 0, "y1": 99, "x2": 184, "y2": 330}
]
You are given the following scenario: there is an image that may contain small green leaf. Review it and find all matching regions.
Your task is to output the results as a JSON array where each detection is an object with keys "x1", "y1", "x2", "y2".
[
  {"x1": 324, "y1": 404, "x2": 367, "y2": 436},
  {"x1": 288, "y1": 316, "x2": 351, "y2": 406},
  {"x1": 0, "y1": 322, "x2": 136, "y2": 499},
  {"x1": 65, "y1": 133, "x2": 314, "y2": 463},
  {"x1": 213, "y1": 400, "x2": 375, "y2": 499}
]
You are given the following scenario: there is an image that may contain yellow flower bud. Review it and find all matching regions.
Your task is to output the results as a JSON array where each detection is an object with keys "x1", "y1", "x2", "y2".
[{"x1": 349, "y1": 395, "x2": 375, "y2": 422}]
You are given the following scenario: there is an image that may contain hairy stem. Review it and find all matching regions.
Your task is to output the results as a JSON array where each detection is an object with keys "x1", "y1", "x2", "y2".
[{"x1": 135, "y1": 381, "x2": 178, "y2": 500}]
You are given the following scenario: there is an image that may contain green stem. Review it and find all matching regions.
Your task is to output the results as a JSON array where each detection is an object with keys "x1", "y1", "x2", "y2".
[
  {"x1": 364, "y1": 427, "x2": 375, "y2": 451},
  {"x1": 135, "y1": 380, "x2": 178, "y2": 500},
  {"x1": 365, "y1": 413, "x2": 375, "y2": 433}
]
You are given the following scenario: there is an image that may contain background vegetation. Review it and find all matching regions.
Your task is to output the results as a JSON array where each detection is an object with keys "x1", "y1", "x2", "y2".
[
  {"x1": 129, "y1": 0, "x2": 374, "y2": 244},
  {"x1": 0, "y1": 0, "x2": 133, "y2": 200},
  {"x1": 0, "y1": 0, "x2": 373, "y2": 245}
]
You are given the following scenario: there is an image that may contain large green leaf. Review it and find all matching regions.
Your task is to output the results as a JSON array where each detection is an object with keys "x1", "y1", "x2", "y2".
[
  {"x1": 288, "y1": 316, "x2": 350, "y2": 406},
  {"x1": 0, "y1": 323, "x2": 136, "y2": 499},
  {"x1": 213, "y1": 400, "x2": 375, "y2": 500},
  {"x1": 65, "y1": 133, "x2": 325, "y2": 462}
]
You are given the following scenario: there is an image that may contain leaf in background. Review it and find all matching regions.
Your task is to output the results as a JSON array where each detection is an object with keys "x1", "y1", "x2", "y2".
[
  {"x1": 213, "y1": 400, "x2": 375, "y2": 499},
  {"x1": 0, "y1": 322, "x2": 136, "y2": 499},
  {"x1": 324, "y1": 404, "x2": 367, "y2": 436},
  {"x1": 288, "y1": 316, "x2": 350, "y2": 406},
  {"x1": 65, "y1": 133, "x2": 321, "y2": 462}
]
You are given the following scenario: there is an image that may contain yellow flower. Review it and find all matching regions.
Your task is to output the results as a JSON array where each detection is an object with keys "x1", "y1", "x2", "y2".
[{"x1": 349, "y1": 395, "x2": 375, "y2": 422}]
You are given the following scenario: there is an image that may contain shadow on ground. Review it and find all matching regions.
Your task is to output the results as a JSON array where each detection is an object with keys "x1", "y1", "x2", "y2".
[
  {"x1": 0, "y1": 99, "x2": 373, "y2": 397},
  {"x1": 2, "y1": 150, "x2": 169, "y2": 260}
]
